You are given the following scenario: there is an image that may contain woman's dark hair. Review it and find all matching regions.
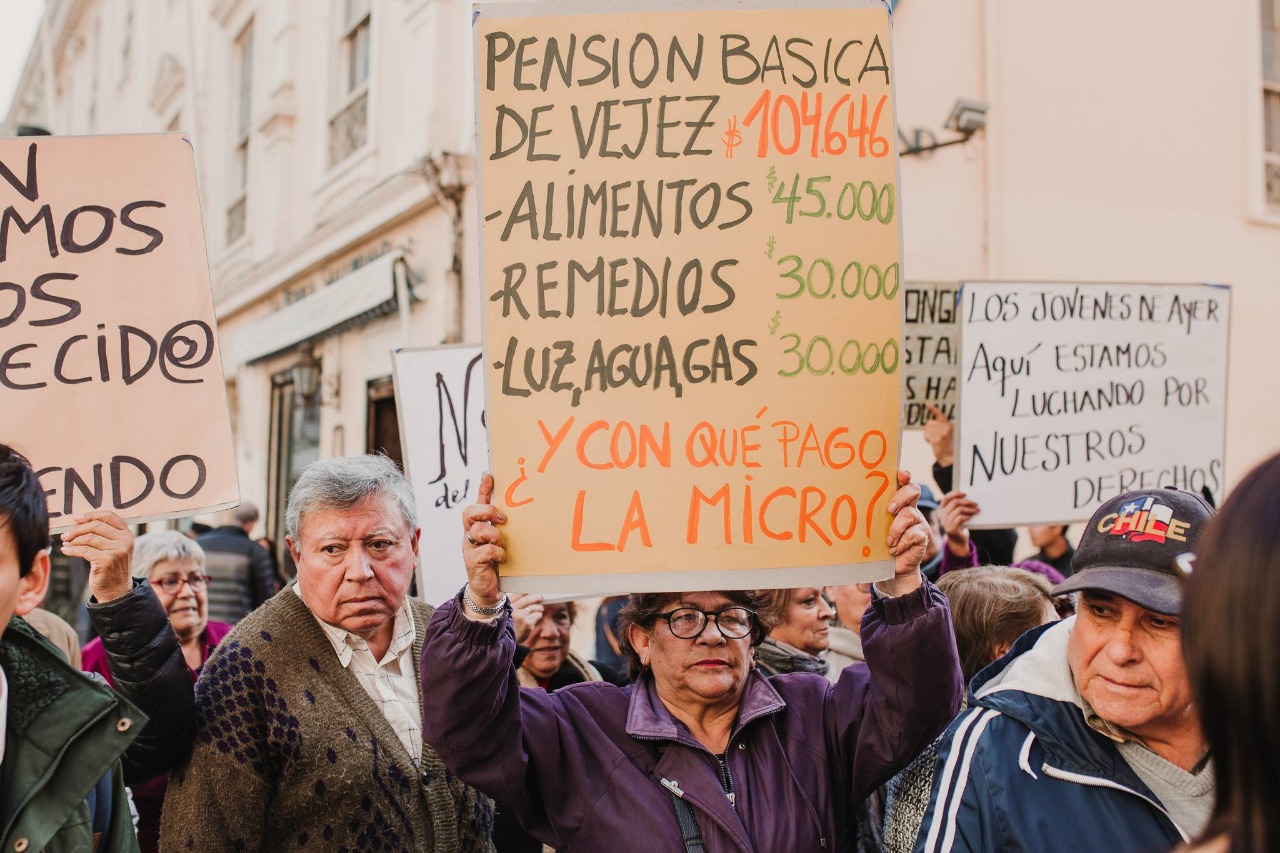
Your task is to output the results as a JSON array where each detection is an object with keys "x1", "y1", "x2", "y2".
[
  {"x1": 0, "y1": 444, "x2": 49, "y2": 578},
  {"x1": 1182, "y1": 451, "x2": 1280, "y2": 853},
  {"x1": 937, "y1": 566, "x2": 1054, "y2": 682},
  {"x1": 617, "y1": 590, "x2": 777, "y2": 678}
]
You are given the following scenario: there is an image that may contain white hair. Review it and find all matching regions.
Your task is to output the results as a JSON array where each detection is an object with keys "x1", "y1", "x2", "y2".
[
  {"x1": 284, "y1": 454, "x2": 417, "y2": 539},
  {"x1": 132, "y1": 530, "x2": 205, "y2": 578}
]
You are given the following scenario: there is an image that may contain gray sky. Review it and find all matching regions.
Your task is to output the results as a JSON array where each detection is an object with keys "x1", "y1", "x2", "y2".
[{"x1": 0, "y1": 1, "x2": 45, "y2": 121}]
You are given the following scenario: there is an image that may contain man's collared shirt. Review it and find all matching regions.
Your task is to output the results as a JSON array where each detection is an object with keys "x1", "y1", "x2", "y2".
[{"x1": 293, "y1": 584, "x2": 422, "y2": 767}]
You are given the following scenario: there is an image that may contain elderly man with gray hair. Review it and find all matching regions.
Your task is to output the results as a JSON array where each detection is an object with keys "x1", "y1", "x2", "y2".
[{"x1": 161, "y1": 455, "x2": 495, "y2": 853}]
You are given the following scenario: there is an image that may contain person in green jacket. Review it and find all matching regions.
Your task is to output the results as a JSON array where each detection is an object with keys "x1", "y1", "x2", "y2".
[{"x1": 0, "y1": 444, "x2": 145, "y2": 853}]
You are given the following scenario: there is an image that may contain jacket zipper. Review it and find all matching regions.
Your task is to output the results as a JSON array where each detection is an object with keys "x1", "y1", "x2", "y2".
[
  {"x1": 637, "y1": 730, "x2": 828, "y2": 848},
  {"x1": 715, "y1": 749, "x2": 736, "y2": 808},
  {"x1": 1040, "y1": 763, "x2": 1189, "y2": 843},
  {"x1": 633, "y1": 731, "x2": 740, "y2": 808}
]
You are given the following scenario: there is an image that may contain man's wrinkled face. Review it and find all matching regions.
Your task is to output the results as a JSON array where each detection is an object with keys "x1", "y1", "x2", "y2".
[
  {"x1": 1068, "y1": 591, "x2": 1194, "y2": 741},
  {"x1": 288, "y1": 495, "x2": 419, "y2": 641},
  {"x1": 826, "y1": 582, "x2": 873, "y2": 633}
]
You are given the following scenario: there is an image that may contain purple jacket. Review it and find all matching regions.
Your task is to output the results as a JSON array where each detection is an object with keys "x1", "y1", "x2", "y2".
[
  {"x1": 939, "y1": 542, "x2": 1066, "y2": 585},
  {"x1": 421, "y1": 583, "x2": 962, "y2": 852}
]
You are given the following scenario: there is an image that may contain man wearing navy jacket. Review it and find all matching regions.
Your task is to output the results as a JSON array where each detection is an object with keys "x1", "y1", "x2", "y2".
[{"x1": 915, "y1": 488, "x2": 1216, "y2": 852}]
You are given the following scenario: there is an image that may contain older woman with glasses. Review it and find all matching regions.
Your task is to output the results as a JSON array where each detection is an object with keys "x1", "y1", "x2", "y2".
[
  {"x1": 422, "y1": 472, "x2": 963, "y2": 852},
  {"x1": 81, "y1": 529, "x2": 233, "y2": 853}
]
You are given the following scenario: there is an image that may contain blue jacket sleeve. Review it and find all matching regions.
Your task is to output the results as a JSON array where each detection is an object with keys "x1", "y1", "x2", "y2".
[{"x1": 912, "y1": 708, "x2": 1003, "y2": 853}]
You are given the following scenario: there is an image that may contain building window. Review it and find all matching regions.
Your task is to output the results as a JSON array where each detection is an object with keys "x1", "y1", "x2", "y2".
[
  {"x1": 1264, "y1": 1, "x2": 1280, "y2": 206},
  {"x1": 228, "y1": 22, "x2": 253, "y2": 245},
  {"x1": 266, "y1": 369, "x2": 321, "y2": 578},
  {"x1": 329, "y1": 0, "x2": 371, "y2": 166},
  {"x1": 367, "y1": 377, "x2": 402, "y2": 470}
]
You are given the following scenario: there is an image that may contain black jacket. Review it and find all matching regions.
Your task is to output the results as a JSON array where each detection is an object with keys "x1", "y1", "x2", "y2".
[
  {"x1": 85, "y1": 578, "x2": 196, "y2": 785},
  {"x1": 195, "y1": 526, "x2": 278, "y2": 623}
]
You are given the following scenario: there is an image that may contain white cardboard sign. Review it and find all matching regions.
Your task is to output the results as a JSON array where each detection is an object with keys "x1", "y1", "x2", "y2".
[
  {"x1": 902, "y1": 281, "x2": 959, "y2": 429},
  {"x1": 956, "y1": 281, "x2": 1230, "y2": 526},
  {"x1": 0, "y1": 134, "x2": 239, "y2": 530},
  {"x1": 393, "y1": 344, "x2": 488, "y2": 604}
]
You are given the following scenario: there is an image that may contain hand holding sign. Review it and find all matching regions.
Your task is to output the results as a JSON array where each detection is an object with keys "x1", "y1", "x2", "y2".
[
  {"x1": 462, "y1": 473, "x2": 508, "y2": 619},
  {"x1": 62, "y1": 510, "x2": 134, "y2": 604},
  {"x1": 923, "y1": 403, "x2": 955, "y2": 468},
  {"x1": 882, "y1": 471, "x2": 929, "y2": 597}
]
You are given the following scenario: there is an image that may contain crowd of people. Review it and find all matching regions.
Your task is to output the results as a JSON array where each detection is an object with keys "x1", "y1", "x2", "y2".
[{"x1": 1, "y1": 417, "x2": 1278, "y2": 852}]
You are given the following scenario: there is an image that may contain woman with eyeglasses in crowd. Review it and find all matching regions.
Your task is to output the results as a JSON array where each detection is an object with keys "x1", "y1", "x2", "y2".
[
  {"x1": 81, "y1": 530, "x2": 232, "y2": 853},
  {"x1": 421, "y1": 471, "x2": 962, "y2": 852}
]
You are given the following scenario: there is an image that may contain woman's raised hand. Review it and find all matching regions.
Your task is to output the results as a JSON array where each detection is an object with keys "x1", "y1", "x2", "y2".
[
  {"x1": 461, "y1": 473, "x2": 507, "y2": 617},
  {"x1": 510, "y1": 593, "x2": 546, "y2": 646},
  {"x1": 883, "y1": 469, "x2": 930, "y2": 595},
  {"x1": 62, "y1": 510, "x2": 135, "y2": 604}
]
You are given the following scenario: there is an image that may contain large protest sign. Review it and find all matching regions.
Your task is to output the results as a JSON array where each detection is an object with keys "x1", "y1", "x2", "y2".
[
  {"x1": 956, "y1": 281, "x2": 1230, "y2": 526},
  {"x1": 0, "y1": 134, "x2": 238, "y2": 530},
  {"x1": 903, "y1": 281, "x2": 958, "y2": 428},
  {"x1": 393, "y1": 344, "x2": 488, "y2": 604},
  {"x1": 475, "y1": 0, "x2": 904, "y2": 593}
]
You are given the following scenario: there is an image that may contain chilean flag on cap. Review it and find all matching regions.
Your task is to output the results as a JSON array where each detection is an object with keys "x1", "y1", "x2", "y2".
[{"x1": 1112, "y1": 496, "x2": 1174, "y2": 544}]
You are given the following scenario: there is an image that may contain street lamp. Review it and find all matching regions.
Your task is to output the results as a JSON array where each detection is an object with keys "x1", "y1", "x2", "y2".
[
  {"x1": 290, "y1": 349, "x2": 322, "y2": 405},
  {"x1": 900, "y1": 98, "x2": 988, "y2": 157}
]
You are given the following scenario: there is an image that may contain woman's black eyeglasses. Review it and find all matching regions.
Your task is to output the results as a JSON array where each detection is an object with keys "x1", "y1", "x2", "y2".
[
  {"x1": 655, "y1": 607, "x2": 756, "y2": 639},
  {"x1": 149, "y1": 573, "x2": 211, "y2": 594}
]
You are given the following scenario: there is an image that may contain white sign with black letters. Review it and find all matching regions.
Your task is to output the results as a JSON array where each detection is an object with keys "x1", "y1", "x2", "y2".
[
  {"x1": 393, "y1": 344, "x2": 488, "y2": 604},
  {"x1": 956, "y1": 281, "x2": 1230, "y2": 526},
  {"x1": 902, "y1": 281, "x2": 959, "y2": 429}
]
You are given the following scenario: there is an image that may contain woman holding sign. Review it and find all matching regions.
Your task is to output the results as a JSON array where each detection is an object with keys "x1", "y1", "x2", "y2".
[{"x1": 421, "y1": 472, "x2": 962, "y2": 852}]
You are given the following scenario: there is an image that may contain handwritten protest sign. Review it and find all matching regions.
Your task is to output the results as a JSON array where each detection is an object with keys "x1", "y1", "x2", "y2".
[
  {"x1": 475, "y1": 0, "x2": 903, "y2": 593},
  {"x1": 0, "y1": 134, "x2": 238, "y2": 530},
  {"x1": 393, "y1": 344, "x2": 488, "y2": 604},
  {"x1": 956, "y1": 281, "x2": 1230, "y2": 526},
  {"x1": 903, "y1": 281, "x2": 958, "y2": 429}
]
